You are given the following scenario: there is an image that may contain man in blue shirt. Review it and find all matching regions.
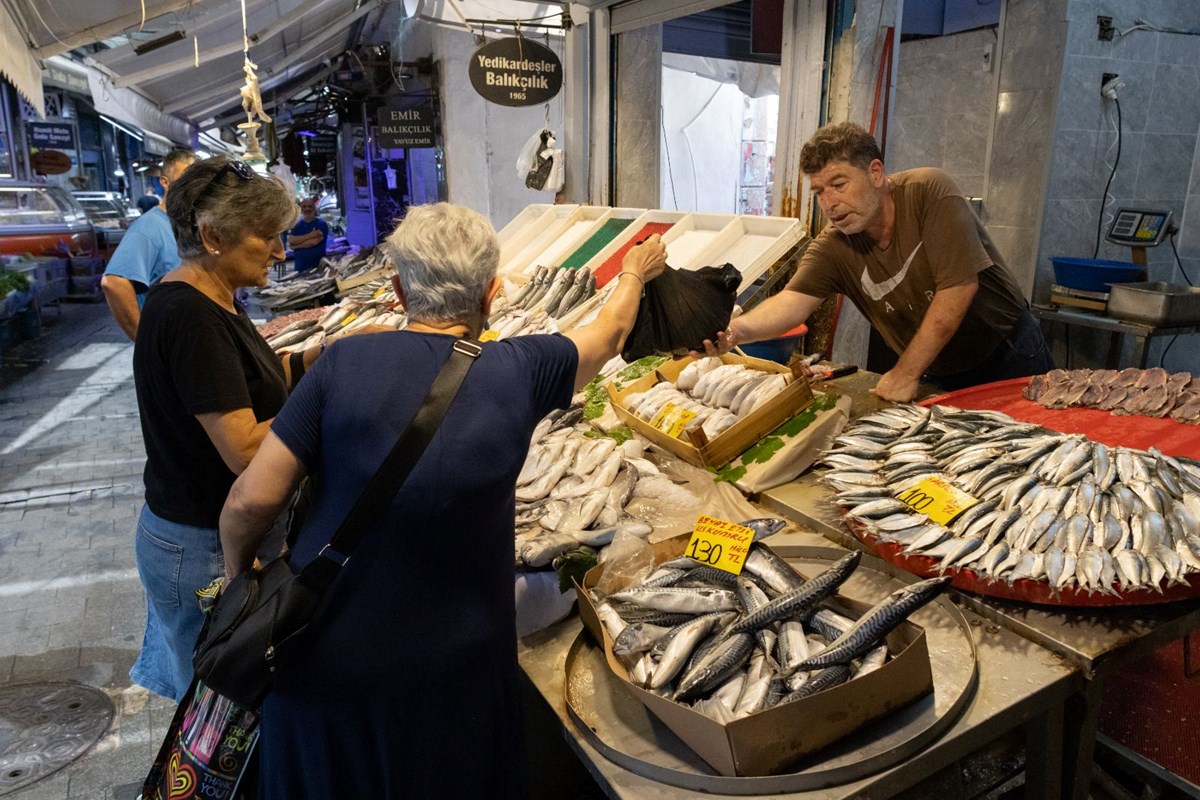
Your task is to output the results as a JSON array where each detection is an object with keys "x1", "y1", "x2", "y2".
[
  {"x1": 101, "y1": 148, "x2": 196, "y2": 340},
  {"x1": 287, "y1": 198, "x2": 329, "y2": 272}
]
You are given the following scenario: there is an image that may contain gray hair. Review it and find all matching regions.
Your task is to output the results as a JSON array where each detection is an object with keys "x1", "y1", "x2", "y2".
[
  {"x1": 385, "y1": 203, "x2": 499, "y2": 323},
  {"x1": 166, "y1": 157, "x2": 298, "y2": 259}
]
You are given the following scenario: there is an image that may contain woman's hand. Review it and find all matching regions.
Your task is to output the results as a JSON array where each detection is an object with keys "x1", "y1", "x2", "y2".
[{"x1": 621, "y1": 234, "x2": 668, "y2": 283}]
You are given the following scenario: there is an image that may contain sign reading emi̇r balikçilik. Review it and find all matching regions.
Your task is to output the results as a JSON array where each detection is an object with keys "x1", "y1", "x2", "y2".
[{"x1": 468, "y1": 38, "x2": 563, "y2": 107}]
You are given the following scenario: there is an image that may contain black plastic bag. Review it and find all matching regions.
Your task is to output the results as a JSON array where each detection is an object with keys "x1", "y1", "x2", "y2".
[{"x1": 622, "y1": 263, "x2": 742, "y2": 360}]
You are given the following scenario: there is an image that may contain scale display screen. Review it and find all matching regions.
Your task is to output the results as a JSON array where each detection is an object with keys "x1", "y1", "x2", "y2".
[{"x1": 1107, "y1": 209, "x2": 1173, "y2": 246}]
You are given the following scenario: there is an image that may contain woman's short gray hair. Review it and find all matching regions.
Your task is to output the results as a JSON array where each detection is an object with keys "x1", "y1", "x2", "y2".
[
  {"x1": 166, "y1": 157, "x2": 298, "y2": 258},
  {"x1": 386, "y1": 203, "x2": 499, "y2": 323}
]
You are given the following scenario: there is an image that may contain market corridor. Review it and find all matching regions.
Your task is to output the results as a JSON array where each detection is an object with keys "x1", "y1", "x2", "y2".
[{"x1": 0, "y1": 303, "x2": 175, "y2": 799}]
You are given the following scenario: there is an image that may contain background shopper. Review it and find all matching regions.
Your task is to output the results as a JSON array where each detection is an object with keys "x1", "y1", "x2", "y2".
[{"x1": 101, "y1": 149, "x2": 197, "y2": 340}]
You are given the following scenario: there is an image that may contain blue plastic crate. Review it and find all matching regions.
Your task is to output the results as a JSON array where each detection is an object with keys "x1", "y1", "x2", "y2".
[{"x1": 1050, "y1": 257, "x2": 1144, "y2": 293}]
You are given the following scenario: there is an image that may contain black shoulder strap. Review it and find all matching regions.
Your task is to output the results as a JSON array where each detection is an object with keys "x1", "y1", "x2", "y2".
[{"x1": 299, "y1": 337, "x2": 482, "y2": 582}]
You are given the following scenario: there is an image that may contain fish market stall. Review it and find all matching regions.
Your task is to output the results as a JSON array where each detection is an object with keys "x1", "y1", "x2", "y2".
[
  {"x1": 517, "y1": 533, "x2": 1078, "y2": 799},
  {"x1": 759, "y1": 369, "x2": 1200, "y2": 799}
]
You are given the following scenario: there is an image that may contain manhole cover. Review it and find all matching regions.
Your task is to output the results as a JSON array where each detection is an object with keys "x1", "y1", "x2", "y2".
[{"x1": 0, "y1": 683, "x2": 114, "y2": 795}]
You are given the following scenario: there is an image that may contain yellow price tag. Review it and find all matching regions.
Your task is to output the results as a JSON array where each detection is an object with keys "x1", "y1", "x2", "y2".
[
  {"x1": 685, "y1": 515, "x2": 755, "y2": 575},
  {"x1": 648, "y1": 402, "x2": 698, "y2": 438},
  {"x1": 895, "y1": 475, "x2": 980, "y2": 526},
  {"x1": 373, "y1": 285, "x2": 388, "y2": 298},
  {"x1": 339, "y1": 313, "x2": 358, "y2": 328},
  {"x1": 479, "y1": 330, "x2": 500, "y2": 342}
]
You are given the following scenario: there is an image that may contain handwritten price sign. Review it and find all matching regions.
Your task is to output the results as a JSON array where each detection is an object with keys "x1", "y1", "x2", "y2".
[
  {"x1": 649, "y1": 402, "x2": 698, "y2": 438},
  {"x1": 684, "y1": 515, "x2": 755, "y2": 575},
  {"x1": 478, "y1": 330, "x2": 500, "y2": 342},
  {"x1": 895, "y1": 475, "x2": 980, "y2": 526}
]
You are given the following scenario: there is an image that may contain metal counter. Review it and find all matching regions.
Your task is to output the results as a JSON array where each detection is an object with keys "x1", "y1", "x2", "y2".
[{"x1": 517, "y1": 530, "x2": 1079, "y2": 799}]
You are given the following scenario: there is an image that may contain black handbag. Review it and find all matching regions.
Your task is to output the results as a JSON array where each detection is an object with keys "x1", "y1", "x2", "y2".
[{"x1": 193, "y1": 338, "x2": 483, "y2": 709}]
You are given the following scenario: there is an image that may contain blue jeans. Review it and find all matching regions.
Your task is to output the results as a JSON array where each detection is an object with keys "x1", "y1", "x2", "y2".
[{"x1": 130, "y1": 505, "x2": 223, "y2": 702}]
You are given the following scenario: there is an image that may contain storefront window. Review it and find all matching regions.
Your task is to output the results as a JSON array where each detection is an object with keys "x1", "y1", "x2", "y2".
[{"x1": 613, "y1": 0, "x2": 783, "y2": 215}]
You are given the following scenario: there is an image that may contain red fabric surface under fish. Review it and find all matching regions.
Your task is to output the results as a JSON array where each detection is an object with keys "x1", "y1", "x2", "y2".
[
  {"x1": 594, "y1": 222, "x2": 676, "y2": 287},
  {"x1": 919, "y1": 377, "x2": 1200, "y2": 461}
]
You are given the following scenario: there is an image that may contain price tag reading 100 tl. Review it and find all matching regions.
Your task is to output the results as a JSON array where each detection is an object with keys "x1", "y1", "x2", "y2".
[
  {"x1": 684, "y1": 515, "x2": 756, "y2": 575},
  {"x1": 895, "y1": 475, "x2": 980, "y2": 526}
]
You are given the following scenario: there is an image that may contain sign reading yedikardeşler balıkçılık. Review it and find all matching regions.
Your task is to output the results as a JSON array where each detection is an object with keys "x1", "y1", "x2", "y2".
[
  {"x1": 468, "y1": 38, "x2": 563, "y2": 107},
  {"x1": 377, "y1": 107, "x2": 436, "y2": 149}
]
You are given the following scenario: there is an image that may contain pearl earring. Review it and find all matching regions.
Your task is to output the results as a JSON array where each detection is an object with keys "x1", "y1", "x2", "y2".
[{"x1": 212, "y1": 249, "x2": 220, "y2": 255}]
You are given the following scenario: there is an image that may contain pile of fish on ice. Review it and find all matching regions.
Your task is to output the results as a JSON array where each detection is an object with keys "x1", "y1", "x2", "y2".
[
  {"x1": 488, "y1": 266, "x2": 603, "y2": 340},
  {"x1": 621, "y1": 358, "x2": 795, "y2": 440},
  {"x1": 515, "y1": 404, "x2": 702, "y2": 570},
  {"x1": 591, "y1": 547, "x2": 948, "y2": 723},
  {"x1": 824, "y1": 404, "x2": 1200, "y2": 596},
  {"x1": 253, "y1": 247, "x2": 388, "y2": 305},
  {"x1": 260, "y1": 289, "x2": 407, "y2": 354}
]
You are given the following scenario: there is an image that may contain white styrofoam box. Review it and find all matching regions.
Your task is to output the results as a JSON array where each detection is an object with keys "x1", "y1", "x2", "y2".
[
  {"x1": 496, "y1": 204, "x2": 575, "y2": 249},
  {"x1": 500, "y1": 206, "x2": 611, "y2": 276},
  {"x1": 660, "y1": 213, "x2": 739, "y2": 270},
  {"x1": 691, "y1": 215, "x2": 804, "y2": 292},
  {"x1": 554, "y1": 210, "x2": 686, "y2": 331},
  {"x1": 499, "y1": 205, "x2": 588, "y2": 273}
]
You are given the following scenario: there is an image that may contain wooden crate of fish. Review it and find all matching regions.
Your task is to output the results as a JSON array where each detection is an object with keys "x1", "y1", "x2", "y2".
[
  {"x1": 608, "y1": 354, "x2": 815, "y2": 469},
  {"x1": 575, "y1": 542, "x2": 939, "y2": 777},
  {"x1": 826, "y1": 404, "x2": 1200, "y2": 606}
]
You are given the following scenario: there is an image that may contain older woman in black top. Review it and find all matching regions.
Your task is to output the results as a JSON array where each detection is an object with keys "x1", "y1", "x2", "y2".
[{"x1": 130, "y1": 157, "x2": 323, "y2": 701}]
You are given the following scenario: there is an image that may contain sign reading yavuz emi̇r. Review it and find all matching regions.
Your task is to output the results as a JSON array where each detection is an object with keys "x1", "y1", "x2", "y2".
[
  {"x1": 468, "y1": 38, "x2": 563, "y2": 107},
  {"x1": 377, "y1": 107, "x2": 435, "y2": 149}
]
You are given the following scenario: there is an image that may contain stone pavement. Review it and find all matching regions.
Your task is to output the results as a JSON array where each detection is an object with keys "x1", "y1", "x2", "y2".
[{"x1": 1, "y1": 302, "x2": 173, "y2": 800}]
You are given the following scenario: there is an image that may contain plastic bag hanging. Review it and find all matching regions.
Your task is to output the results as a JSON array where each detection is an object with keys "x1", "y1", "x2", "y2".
[
  {"x1": 517, "y1": 126, "x2": 564, "y2": 193},
  {"x1": 622, "y1": 262, "x2": 742, "y2": 361}
]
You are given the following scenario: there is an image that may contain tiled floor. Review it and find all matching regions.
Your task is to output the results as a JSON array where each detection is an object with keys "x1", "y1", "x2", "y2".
[{"x1": 1, "y1": 302, "x2": 174, "y2": 799}]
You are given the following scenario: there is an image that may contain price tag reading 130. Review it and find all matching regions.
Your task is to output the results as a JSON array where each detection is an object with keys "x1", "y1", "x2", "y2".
[
  {"x1": 684, "y1": 515, "x2": 755, "y2": 575},
  {"x1": 895, "y1": 475, "x2": 980, "y2": 526}
]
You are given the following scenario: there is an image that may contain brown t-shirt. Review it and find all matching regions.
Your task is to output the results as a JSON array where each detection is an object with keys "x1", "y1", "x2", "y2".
[{"x1": 787, "y1": 167, "x2": 1027, "y2": 376}]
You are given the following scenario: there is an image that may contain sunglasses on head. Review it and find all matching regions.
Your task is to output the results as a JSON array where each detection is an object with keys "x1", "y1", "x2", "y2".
[{"x1": 192, "y1": 160, "x2": 256, "y2": 229}]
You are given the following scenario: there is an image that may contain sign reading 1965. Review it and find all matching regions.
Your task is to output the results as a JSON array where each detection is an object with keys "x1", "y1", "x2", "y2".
[{"x1": 468, "y1": 38, "x2": 562, "y2": 107}]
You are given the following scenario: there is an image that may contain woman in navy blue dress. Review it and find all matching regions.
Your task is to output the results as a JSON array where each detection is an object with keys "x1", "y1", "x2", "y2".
[{"x1": 218, "y1": 203, "x2": 666, "y2": 798}]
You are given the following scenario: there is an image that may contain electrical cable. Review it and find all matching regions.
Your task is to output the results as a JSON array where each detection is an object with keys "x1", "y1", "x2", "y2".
[
  {"x1": 1093, "y1": 97, "x2": 1122, "y2": 259},
  {"x1": 1169, "y1": 233, "x2": 1194, "y2": 286},
  {"x1": 661, "y1": 109, "x2": 679, "y2": 210},
  {"x1": 1161, "y1": 335, "x2": 1178, "y2": 369}
]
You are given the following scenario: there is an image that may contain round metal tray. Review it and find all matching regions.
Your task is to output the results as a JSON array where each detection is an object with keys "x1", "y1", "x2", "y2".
[{"x1": 563, "y1": 546, "x2": 979, "y2": 795}]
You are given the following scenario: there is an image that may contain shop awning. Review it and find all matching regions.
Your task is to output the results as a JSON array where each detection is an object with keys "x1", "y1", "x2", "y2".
[
  {"x1": 0, "y1": 2, "x2": 43, "y2": 112},
  {"x1": 6, "y1": 0, "x2": 386, "y2": 128}
]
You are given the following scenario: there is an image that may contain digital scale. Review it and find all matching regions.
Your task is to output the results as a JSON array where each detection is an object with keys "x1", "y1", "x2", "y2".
[
  {"x1": 1105, "y1": 208, "x2": 1175, "y2": 264},
  {"x1": 1051, "y1": 208, "x2": 1177, "y2": 311}
]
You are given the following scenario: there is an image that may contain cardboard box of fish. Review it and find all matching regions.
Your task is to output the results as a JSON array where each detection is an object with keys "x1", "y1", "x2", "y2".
[
  {"x1": 608, "y1": 355, "x2": 815, "y2": 469},
  {"x1": 575, "y1": 538, "x2": 942, "y2": 777}
]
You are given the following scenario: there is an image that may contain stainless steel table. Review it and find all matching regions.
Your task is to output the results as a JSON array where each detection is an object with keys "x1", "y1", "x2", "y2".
[
  {"x1": 761, "y1": 480, "x2": 1200, "y2": 800},
  {"x1": 1031, "y1": 303, "x2": 1200, "y2": 370},
  {"x1": 517, "y1": 530, "x2": 1079, "y2": 799}
]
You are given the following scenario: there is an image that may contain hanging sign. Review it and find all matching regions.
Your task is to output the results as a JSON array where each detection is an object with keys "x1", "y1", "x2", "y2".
[
  {"x1": 28, "y1": 122, "x2": 76, "y2": 150},
  {"x1": 468, "y1": 37, "x2": 562, "y2": 107},
  {"x1": 376, "y1": 107, "x2": 436, "y2": 149},
  {"x1": 308, "y1": 135, "x2": 338, "y2": 156}
]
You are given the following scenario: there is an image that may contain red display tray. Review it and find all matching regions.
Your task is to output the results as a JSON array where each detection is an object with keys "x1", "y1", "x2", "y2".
[
  {"x1": 919, "y1": 377, "x2": 1200, "y2": 461},
  {"x1": 836, "y1": 377, "x2": 1200, "y2": 606},
  {"x1": 845, "y1": 519, "x2": 1199, "y2": 607}
]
